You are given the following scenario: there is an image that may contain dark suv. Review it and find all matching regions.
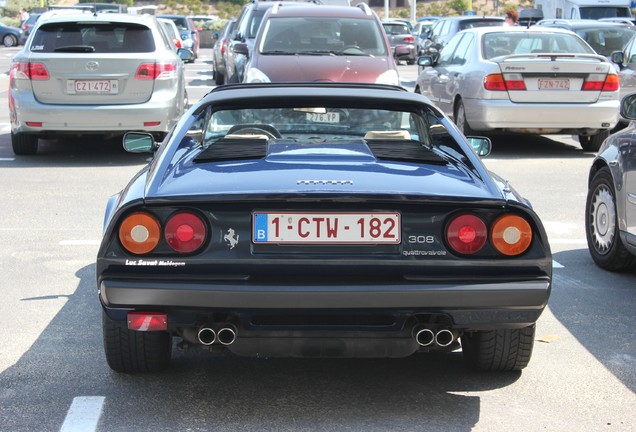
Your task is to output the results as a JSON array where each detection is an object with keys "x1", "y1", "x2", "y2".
[
  {"x1": 420, "y1": 16, "x2": 504, "y2": 60},
  {"x1": 244, "y1": 3, "x2": 398, "y2": 84},
  {"x1": 157, "y1": 14, "x2": 200, "y2": 61},
  {"x1": 225, "y1": 0, "x2": 303, "y2": 83}
]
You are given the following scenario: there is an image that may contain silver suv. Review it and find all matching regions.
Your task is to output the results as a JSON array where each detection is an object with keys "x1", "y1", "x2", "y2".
[{"x1": 9, "y1": 11, "x2": 193, "y2": 155}]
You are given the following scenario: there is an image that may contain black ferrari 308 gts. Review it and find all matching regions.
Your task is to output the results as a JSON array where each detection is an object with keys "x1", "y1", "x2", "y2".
[{"x1": 97, "y1": 83, "x2": 552, "y2": 373}]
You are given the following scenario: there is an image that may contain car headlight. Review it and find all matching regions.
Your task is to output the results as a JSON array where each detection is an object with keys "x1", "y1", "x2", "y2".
[
  {"x1": 375, "y1": 69, "x2": 400, "y2": 86},
  {"x1": 246, "y1": 67, "x2": 271, "y2": 83}
]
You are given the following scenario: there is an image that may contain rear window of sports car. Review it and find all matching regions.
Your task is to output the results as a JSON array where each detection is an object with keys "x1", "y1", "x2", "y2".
[{"x1": 29, "y1": 23, "x2": 155, "y2": 53}]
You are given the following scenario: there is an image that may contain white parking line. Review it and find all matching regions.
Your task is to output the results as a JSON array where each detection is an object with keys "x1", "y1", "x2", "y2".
[
  {"x1": 553, "y1": 260, "x2": 564, "y2": 268},
  {"x1": 0, "y1": 158, "x2": 15, "y2": 161},
  {"x1": 59, "y1": 396, "x2": 105, "y2": 432}
]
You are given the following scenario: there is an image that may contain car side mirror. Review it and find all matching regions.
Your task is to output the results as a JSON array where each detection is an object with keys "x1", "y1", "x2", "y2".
[
  {"x1": 620, "y1": 94, "x2": 636, "y2": 120},
  {"x1": 177, "y1": 48, "x2": 195, "y2": 62},
  {"x1": 611, "y1": 50, "x2": 624, "y2": 66},
  {"x1": 123, "y1": 132, "x2": 157, "y2": 153},
  {"x1": 466, "y1": 136, "x2": 492, "y2": 157},
  {"x1": 233, "y1": 42, "x2": 249, "y2": 56},
  {"x1": 417, "y1": 55, "x2": 433, "y2": 67}
]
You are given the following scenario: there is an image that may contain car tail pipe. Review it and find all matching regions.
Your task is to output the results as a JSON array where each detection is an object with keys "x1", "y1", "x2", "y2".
[
  {"x1": 197, "y1": 326, "x2": 216, "y2": 345},
  {"x1": 414, "y1": 327, "x2": 435, "y2": 347},
  {"x1": 413, "y1": 326, "x2": 458, "y2": 347},
  {"x1": 217, "y1": 325, "x2": 237, "y2": 346},
  {"x1": 434, "y1": 329, "x2": 458, "y2": 347}
]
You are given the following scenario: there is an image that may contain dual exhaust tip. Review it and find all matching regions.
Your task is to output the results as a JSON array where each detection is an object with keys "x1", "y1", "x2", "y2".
[
  {"x1": 414, "y1": 328, "x2": 457, "y2": 347},
  {"x1": 197, "y1": 325, "x2": 237, "y2": 346}
]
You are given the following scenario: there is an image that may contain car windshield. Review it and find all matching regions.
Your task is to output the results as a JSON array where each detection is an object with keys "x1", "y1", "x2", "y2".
[
  {"x1": 382, "y1": 23, "x2": 409, "y2": 35},
  {"x1": 259, "y1": 17, "x2": 387, "y2": 56},
  {"x1": 576, "y1": 27, "x2": 636, "y2": 56},
  {"x1": 459, "y1": 19, "x2": 504, "y2": 30},
  {"x1": 29, "y1": 22, "x2": 155, "y2": 53},
  {"x1": 482, "y1": 31, "x2": 593, "y2": 59},
  {"x1": 187, "y1": 102, "x2": 462, "y2": 164}
]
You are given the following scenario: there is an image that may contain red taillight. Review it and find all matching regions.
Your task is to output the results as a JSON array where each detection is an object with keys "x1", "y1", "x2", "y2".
[
  {"x1": 484, "y1": 74, "x2": 506, "y2": 91},
  {"x1": 446, "y1": 214, "x2": 487, "y2": 254},
  {"x1": 164, "y1": 211, "x2": 207, "y2": 253},
  {"x1": 404, "y1": 36, "x2": 414, "y2": 43},
  {"x1": 119, "y1": 212, "x2": 161, "y2": 255},
  {"x1": 221, "y1": 39, "x2": 227, "y2": 54},
  {"x1": 136, "y1": 62, "x2": 177, "y2": 80},
  {"x1": 11, "y1": 62, "x2": 49, "y2": 80},
  {"x1": 127, "y1": 312, "x2": 168, "y2": 331},
  {"x1": 143, "y1": 121, "x2": 161, "y2": 127},
  {"x1": 583, "y1": 73, "x2": 619, "y2": 91},
  {"x1": 484, "y1": 73, "x2": 526, "y2": 91},
  {"x1": 491, "y1": 214, "x2": 533, "y2": 256},
  {"x1": 173, "y1": 38, "x2": 182, "y2": 48}
]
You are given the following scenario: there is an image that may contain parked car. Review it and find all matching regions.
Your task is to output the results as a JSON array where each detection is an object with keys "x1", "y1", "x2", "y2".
[
  {"x1": 157, "y1": 14, "x2": 200, "y2": 61},
  {"x1": 244, "y1": 3, "x2": 399, "y2": 84},
  {"x1": 212, "y1": 19, "x2": 236, "y2": 85},
  {"x1": 518, "y1": 8, "x2": 544, "y2": 27},
  {"x1": 97, "y1": 82, "x2": 552, "y2": 373},
  {"x1": 0, "y1": 22, "x2": 22, "y2": 47},
  {"x1": 419, "y1": 15, "x2": 504, "y2": 61},
  {"x1": 225, "y1": 0, "x2": 303, "y2": 83},
  {"x1": 9, "y1": 12, "x2": 193, "y2": 155},
  {"x1": 413, "y1": 18, "x2": 437, "y2": 56},
  {"x1": 382, "y1": 19, "x2": 417, "y2": 65},
  {"x1": 585, "y1": 93, "x2": 636, "y2": 271},
  {"x1": 415, "y1": 26, "x2": 620, "y2": 152},
  {"x1": 158, "y1": 17, "x2": 183, "y2": 50},
  {"x1": 18, "y1": 12, "x2": 41, "y2": 45},
  {"x1": 535, "y1": 19, "x2": 636, "y2": 59}
]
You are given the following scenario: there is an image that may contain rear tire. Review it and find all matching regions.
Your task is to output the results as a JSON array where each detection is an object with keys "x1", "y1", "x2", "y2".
[
  {"x1": 11, "y1": 133, "x2": 39, "y2": 155},
  {"x1": 102, "y1": 312, "x2": 172, "y2": 373},
  {"x1": 579, "y1": 130, "x2": 609, "y2": 152},
  {"x1": 214, "y1": 68, "x2": 225, "y2": 85},
  {"x1": 454, "y1": 100, "x2": 475, "y2": 136},
  {"x1": 461, "y1": 325, "x2": 535, "y2": 371},
  {"x1": 3, "y1": 34, "x2": 18, "y2": 47}
]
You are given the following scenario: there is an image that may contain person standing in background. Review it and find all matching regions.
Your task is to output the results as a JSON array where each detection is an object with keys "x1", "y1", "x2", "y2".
[
  {"x1": 504, "y1": 10, "x2": 519, "y2": 26},
  {"x1": 20, "y1": 8, "x2": 30, "y2": 25}
]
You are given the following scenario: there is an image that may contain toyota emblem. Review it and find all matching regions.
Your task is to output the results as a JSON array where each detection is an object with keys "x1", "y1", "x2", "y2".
[{"x1": 86, "y1": 61, "x2": 99, "y2": 71}]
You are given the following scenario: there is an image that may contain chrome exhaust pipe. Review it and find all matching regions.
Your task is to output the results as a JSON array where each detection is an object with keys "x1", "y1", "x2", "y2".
[
  {"x1": 217, "y1": 326, "x2": 237, "y2": 346},
  {"x1": 197, "y1": 327, "x2": 216, "y2": 345},
  {"x1": 435, "y1": 329, "x2": 456, "y2": 347},
  {"x1": 414, "y1": 328, "x2": 435, "y2": 347}
]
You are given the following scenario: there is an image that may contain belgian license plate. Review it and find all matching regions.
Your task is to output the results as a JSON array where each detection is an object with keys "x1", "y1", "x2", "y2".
[
  {"x1": 253, "y1": 212, "x2": 401, "y2": 244},
  {"x1": 67, "y1": 80, "x2": 118, "y2": 94},
  {"x1": 538, "y1": 78, "x2": 570, "y2": 90}
]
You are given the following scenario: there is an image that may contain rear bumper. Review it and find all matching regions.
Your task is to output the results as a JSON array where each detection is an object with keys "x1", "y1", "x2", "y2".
[
  {"x1": 99, "y1": 278, "x2": 550, "y2": 328},
  {"x1": 10, "y1": 89, "x2": 182, "y2": 135},
  {"x1": 465, "y1": 98, "x2": 619, "y2": 132}
]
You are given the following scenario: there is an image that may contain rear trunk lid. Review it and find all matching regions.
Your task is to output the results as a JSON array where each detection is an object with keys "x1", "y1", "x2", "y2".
[
  {"x1": 497, "y1": 54, "x2": 613, "y2": 103},
  {"x1": 27, "y1": 21, "x2": 158, "y2": 105}
]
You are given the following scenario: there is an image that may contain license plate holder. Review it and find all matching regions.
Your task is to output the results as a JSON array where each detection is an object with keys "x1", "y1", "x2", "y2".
[{"x1": 253, "y1": 212, "x2": 401, "y2": 244}]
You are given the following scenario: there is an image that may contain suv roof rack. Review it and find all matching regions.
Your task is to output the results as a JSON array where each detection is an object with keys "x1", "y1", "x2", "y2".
[{"x1": 355, "y1": 2, "x2": 372, "y2": 15}]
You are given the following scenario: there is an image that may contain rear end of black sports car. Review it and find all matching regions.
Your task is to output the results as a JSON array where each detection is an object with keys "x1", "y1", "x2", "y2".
[{"x1": 96, "y1": 84, "x2": 552, "y2": 373}]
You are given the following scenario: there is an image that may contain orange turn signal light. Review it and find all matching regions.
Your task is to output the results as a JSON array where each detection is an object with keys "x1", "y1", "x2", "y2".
[
  {"x1": 119, "y1": 212, "x2": 161, "y2": 255},
  {"x1": 490, "y1": 214, "x2": 532, "y2": 256}
]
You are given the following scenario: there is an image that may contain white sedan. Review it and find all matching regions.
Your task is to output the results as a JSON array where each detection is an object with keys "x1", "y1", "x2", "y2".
[{"x1": 415, "y1": 26, "x2": 620, "y2": 151}]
